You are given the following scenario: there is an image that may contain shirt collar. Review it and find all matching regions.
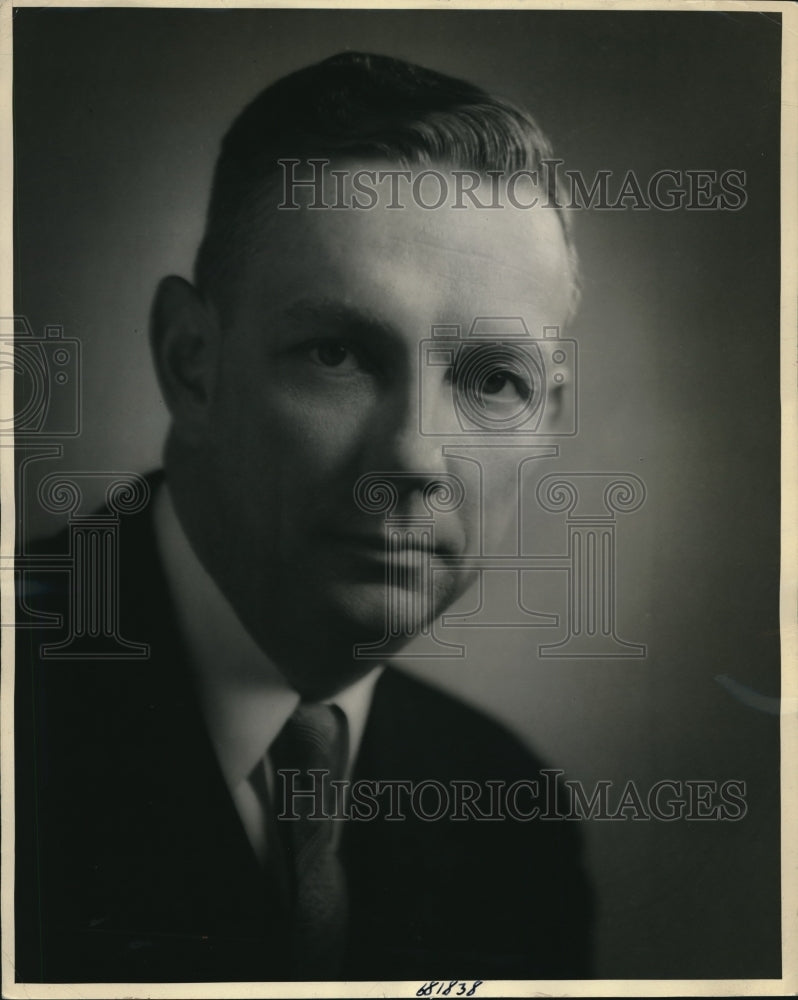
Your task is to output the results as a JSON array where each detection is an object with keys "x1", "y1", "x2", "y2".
[{"x1": 152, "y1": 481, "x2": 382, "y2": 793}]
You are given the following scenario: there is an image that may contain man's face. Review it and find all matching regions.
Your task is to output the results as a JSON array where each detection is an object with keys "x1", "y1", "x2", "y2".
[{"x1": 194, "y1": 166, "x2": 573, "y2": 695}]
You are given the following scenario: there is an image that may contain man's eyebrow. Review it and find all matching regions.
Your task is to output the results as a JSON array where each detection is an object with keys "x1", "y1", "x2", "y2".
[{"x1": 283, "y1": 297, "x2": 399, "y2": 340}]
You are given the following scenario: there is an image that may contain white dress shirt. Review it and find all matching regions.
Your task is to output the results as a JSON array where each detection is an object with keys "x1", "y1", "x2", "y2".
[{"x1": 152, "y1": 482, "x2": 382, "y2": 864}]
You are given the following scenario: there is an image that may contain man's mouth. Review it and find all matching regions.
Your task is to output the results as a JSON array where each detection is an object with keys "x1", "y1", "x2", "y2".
[{"x1": 324, "y1": 528, "x2": 459, "y2": 562}]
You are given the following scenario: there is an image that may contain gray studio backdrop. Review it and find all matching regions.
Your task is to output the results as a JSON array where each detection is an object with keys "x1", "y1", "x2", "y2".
[{"x1": 13, "y1": 9, "x2": 781, "y2": 979}]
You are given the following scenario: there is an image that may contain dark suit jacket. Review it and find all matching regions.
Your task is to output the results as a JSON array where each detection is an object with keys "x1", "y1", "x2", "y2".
[{"x1": 15, "y1": 478, "x2": 594, "y2": 983}]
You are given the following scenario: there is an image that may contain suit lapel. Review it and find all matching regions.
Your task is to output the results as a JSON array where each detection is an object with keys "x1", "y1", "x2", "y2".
[{"x1": 24, "y1": 478, "x2": 291, "y2": 979}]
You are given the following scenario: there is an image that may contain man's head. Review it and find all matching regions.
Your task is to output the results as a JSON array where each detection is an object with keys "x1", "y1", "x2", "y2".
[
  {"x1": 192, "y1": 51, "x2": 578, "y2": 320},
  {"x1": 151, "y1": 52, "x2": 578, "y2": 697}
]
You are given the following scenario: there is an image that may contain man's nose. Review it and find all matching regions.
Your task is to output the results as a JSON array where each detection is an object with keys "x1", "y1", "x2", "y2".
[{"x1": 368, "y1": 370, "x2": 456, "y2": 483}]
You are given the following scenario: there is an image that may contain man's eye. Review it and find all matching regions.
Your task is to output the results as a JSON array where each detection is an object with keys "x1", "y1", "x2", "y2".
[
  {"x1": 452, "y1": 345, "x2": 536, "y2": 411},
  {"x1": 308, "y1": 341, "x2": 359, "y2": 369},
  {"x1": 478, "y1": 369, "x2": 531, "y2": 402}
]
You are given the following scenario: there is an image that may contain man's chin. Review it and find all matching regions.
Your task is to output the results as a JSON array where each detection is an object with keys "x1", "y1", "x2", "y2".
[
  {"x1": 250, "y1": 576, "x2": 469, "y2": 697},
  {"x1": 318, "y1": 575, "x2": 465, "y2": 647},
  {"x1": 323, "y1": 580, "x2": 420, "y2": 637}
]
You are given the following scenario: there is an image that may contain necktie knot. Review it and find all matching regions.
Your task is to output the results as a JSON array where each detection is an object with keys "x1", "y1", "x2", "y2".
[{"x1": 272, "y1": 702, "x2": 348, "y2": 782}]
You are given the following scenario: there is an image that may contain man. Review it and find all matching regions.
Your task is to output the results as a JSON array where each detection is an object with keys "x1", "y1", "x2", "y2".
[{"x1": 15, "y1": 52, "x2": 593, "y2": 983}]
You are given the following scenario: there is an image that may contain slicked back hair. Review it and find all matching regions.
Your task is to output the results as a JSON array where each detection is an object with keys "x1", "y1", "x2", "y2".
[{"x1": 194, "y1": 51, "x2": 579, "y2": 320}]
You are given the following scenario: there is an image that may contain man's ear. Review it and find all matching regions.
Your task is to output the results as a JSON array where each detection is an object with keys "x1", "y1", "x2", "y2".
[{"x1": 150, "y1": 276, "x2": 221, "y2": 439}]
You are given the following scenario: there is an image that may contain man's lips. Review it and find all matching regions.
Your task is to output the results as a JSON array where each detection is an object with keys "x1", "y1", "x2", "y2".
[{"x1": 323, "y1": 528, "x2": 460, "y2": 560}]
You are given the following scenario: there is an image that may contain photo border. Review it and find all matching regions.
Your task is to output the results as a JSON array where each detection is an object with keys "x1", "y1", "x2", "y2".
[{"x1": 1, "y1": 2, "x2": 794, "y2": 996}]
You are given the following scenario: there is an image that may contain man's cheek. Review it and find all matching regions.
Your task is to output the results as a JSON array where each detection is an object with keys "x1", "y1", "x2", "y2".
[{"x1": 460, "y1": 505, "x2": 482, "y2": 552}]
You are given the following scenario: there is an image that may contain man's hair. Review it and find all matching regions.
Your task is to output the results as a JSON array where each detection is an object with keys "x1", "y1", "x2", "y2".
[{"x1": 195, "y1": 51, "x2": 579, "y2": 318}]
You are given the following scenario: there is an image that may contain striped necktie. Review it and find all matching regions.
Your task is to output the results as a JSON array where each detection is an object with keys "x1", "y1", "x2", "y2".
[{"x1": 270, "y1": 702, "x2": 349, "y2": 979}]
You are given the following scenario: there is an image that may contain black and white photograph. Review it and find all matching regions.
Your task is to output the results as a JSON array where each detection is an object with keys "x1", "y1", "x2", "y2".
[{"x1": 2, "y1": 3, "x2": 795, "y2": 995}]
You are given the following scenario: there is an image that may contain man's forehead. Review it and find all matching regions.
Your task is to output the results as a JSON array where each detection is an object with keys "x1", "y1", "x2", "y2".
[
  {"x1": 277, "y1": 164, "x2": 565, "y2": 252},
  {"x1": 241, "y1": 165, "x2": 573, "y2": 325}
]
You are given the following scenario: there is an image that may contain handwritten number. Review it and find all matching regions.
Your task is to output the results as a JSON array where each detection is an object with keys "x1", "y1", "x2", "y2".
[{"x1": 419, "y1": 981, "x2": 482, "y2": 997}]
